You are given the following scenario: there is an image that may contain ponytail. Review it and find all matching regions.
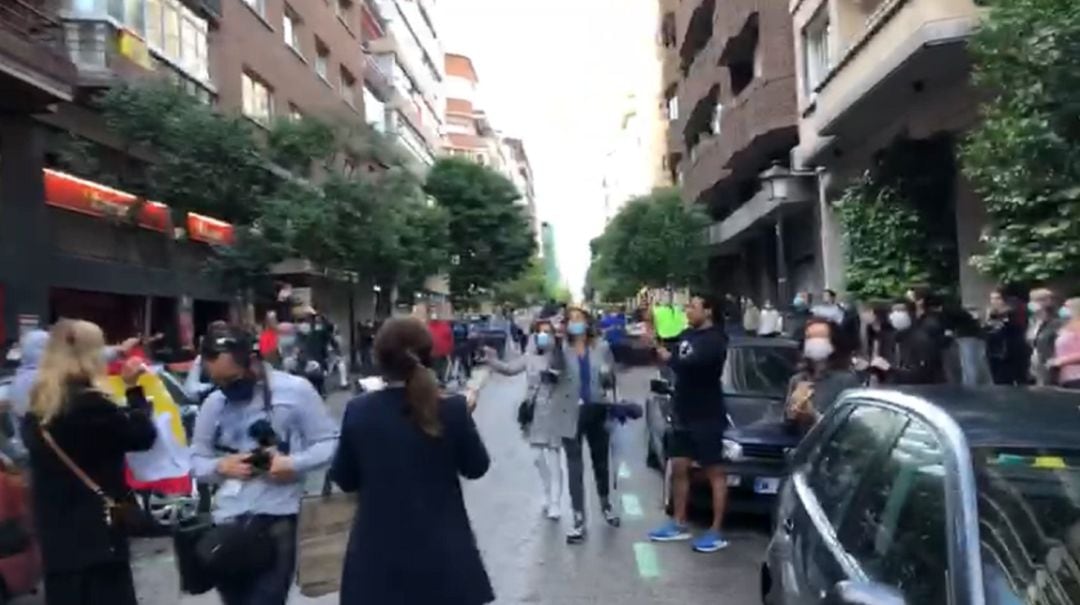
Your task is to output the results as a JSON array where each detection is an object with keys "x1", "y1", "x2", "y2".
[{"x1": 405, "y1": 354, "x2": 442, "y2": 437}]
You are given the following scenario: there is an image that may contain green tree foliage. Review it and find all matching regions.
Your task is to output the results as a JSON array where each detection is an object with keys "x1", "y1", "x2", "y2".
[
  {"x1": 424, "y1": 157, "x2": 536, "y2": 305},
  {"x1": 587, "y1": 188, "x2": 708, "y2": 300},
  {"x1": 961, "y1": 0, "x2": 1080, "y2": 283},
  {"x1": 492, "y1": 257, "x2": 550, "y2": 307}
]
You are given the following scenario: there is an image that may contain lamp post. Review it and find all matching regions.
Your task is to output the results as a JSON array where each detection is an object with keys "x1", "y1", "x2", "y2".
[{"x1": 760, "y1": 162, "x2": 794, "y2": 306}]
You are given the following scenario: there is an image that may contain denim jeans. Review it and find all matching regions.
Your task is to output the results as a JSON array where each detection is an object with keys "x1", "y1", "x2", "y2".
[{"x1": 217, "y1": 515, "x2": 298, "y2": 605}]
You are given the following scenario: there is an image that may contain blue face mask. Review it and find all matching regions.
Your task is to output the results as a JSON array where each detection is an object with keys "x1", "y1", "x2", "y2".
[
  {"x1": 567, "y1": 321, "x2": 587, "y2": 337},
  {"x1": 1060, "y1": 307, "x2": 1073, "y2": 320},
  {"x1": 220, "y1": 376, "x2": 256, "y2": 403},
  {"x1": 535, "y1": 332, "x2": 552, "y2": 350},
  {"x1": 1028, "y1": 301, "x2": 1042, "y2": 315},
  {"x1": 793, "y1": 296, "x2": 807, "y2": 309}
]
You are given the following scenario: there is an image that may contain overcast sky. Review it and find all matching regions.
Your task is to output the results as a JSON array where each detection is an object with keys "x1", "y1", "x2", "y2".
[{"x1": 439, "y1": 0, "x2": 661, "y2": 298}]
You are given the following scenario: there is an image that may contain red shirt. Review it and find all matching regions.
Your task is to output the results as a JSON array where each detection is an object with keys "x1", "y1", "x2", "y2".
[
  {"x1": 259, "y1": 328, "x2": 279, "y2": 358},
  {"x1": 428, "y1": 320, "x2": 453, "y2": 359}
]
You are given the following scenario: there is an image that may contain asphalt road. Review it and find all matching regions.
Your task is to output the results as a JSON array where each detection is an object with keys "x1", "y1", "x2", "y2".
[{"x1": 18, "y1": 367, "x2": 768, "y2": 604}]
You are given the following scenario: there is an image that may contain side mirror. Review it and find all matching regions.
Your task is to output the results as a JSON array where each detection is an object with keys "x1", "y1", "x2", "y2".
[
  {"x1": 822, "y1": 581, "x2": 907, "y2": 605},
  {"x1": 650, "y1": 378, "x2": 672, "y2": 395}
]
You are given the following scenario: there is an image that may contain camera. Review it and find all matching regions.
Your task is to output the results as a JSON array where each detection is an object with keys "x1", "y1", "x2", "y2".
[{"x1": 244, "y1": 419, "x2": 287, "y2": 473}]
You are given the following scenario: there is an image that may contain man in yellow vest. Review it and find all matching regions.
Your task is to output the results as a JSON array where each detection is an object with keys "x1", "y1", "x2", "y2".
[{"x1": 652, "y1": 290, "x2": 688, "y2": 350}]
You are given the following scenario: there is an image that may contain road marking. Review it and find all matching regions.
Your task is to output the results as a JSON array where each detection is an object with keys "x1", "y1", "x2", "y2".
[
  {"x1": 633, "y1": 542, "x2": 661, "y2": 579},
  {"x1": 618, "y1": 462, "x2": 632, "y2": 479},
  {"x1": 622, "y1": 493, "x2": 643, "y2": 518}
]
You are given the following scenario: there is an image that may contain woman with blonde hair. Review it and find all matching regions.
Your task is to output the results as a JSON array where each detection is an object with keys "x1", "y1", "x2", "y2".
[{"x1": 22, "y1": 319, "x2": 157, "y2": 605}]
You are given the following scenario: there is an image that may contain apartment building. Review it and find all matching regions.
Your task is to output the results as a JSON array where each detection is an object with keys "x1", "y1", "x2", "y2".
[
  {"x1": 362, "y1": 0, "x2": 443, "y2": 168},
  {"x1": 668, "y1": 0, "x2": 811, "y2": 304},
  {"x1": 503, "y1": 137, "x2": 540, "y2": 243},
  {"x1": 790, "y1": 0, "x2": 988, "y2": 304},
  {"x1": 657, "y1": 0, "x2": 680, "y2": 187}
]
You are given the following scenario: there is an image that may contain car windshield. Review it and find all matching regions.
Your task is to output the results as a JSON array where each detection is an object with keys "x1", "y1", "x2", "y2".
[
  {"x1": 975, "y1": 447, "x2": 1080, "y2": 605},
  {"x1": 722, "y1": 345, "x2": 798, "y2": 398}
]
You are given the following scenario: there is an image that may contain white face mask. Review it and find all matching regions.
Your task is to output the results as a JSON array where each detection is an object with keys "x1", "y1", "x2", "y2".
[
  {"x1": 889, "y1": 311, "x2": 912, "y2": 331},
  {"x1": 803, "y1": 337, "x2": 834, "y2": 362}
]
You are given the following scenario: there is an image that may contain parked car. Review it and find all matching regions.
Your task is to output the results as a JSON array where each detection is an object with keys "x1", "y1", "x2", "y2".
[
  {"x1": 762, "y1": 386, "x2": 1080, "y2": 605},
  {"x1": 645, "y1": 336, "x2": 800, "y2": 517}
]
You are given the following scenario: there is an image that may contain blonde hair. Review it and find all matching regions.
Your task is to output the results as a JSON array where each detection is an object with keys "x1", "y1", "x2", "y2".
[{"x1": 30, "y1": 320, "x2": 108, "y2": 424}]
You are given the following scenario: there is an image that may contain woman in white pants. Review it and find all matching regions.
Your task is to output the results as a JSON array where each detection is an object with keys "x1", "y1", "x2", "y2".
[{"x1": 486, "y1": 318, "x2": 564, "y2": 519}]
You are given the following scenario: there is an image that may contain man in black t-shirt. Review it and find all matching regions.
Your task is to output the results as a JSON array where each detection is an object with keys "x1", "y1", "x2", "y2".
[{"x1": 647, "y1": 293, "x2": 731, "y2": 553}]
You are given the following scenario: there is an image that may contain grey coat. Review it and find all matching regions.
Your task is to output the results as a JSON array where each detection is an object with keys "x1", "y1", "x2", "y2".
[{"x1": 489, "y1": 339, "x2": 615, "y2": 442}]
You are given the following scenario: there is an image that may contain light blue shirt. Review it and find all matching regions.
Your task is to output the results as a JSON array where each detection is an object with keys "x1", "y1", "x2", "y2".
[{"x1": 191, "y1": 367, "x2": 338, "y2": 522}]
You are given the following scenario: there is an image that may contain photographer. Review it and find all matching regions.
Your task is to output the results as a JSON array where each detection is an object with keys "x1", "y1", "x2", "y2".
[{"x1": 190, "y1": 326, "x2": 338, "y2": 605}]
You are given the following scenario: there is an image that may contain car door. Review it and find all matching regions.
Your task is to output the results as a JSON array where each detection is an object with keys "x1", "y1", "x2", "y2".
[
  {"x1": 831, "y1": 416, "x2": 951, "y2": 604},
  {"x1": 780, "y1": 401, "x2": 910, "y2": 604}
]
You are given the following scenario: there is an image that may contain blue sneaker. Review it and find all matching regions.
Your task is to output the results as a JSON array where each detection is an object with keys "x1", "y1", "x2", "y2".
[
  {"x1": 692, "y1": 530, "x2": 729, "y2": 553},
  {"x1": 648, "y1": 521, "x2": 691, "y2": 542}
]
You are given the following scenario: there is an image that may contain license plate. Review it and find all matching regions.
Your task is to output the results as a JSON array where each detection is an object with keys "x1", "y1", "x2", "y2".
[
  {"x1": 754, "y1": 477, "x2": 780, "y2": 494},
  {"x1": 727, "y1": 474, "x2": 741, "y2": 487}
]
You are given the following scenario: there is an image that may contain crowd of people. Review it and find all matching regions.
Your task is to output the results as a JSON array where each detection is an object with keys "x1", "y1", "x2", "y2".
[{"x1": 4, "y1": 280, "x2": 1080, "y2": 604}]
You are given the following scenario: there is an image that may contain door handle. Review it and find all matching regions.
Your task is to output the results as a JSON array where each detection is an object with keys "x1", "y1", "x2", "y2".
[{"x1": 782, "y1": 518, "x2": 795, "y2": 535}]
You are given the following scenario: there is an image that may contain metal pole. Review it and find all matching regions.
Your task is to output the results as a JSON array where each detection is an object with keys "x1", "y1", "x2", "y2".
[{"x1": 775, "y1": 217, "x2": 789, "y2": 307}]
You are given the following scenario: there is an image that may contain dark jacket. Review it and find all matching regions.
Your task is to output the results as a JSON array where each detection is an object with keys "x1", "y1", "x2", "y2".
[
  {"x1": 331, "y1": 389, "x2": 494, "y2": 605},
  {"x1": 885, "y1": 314, "x2": 948, "y2": 385},
  {"x1": 984, "y1": 312, "x2": 1029, "y2": 385},
  {"x1": 22, "y1": 383, "x2": 157, "y2": 573}
]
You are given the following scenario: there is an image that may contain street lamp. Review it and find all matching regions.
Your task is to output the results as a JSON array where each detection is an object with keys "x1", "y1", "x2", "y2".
[{"x1": 760, "y1": 162, "x2": 795, "y2": 306}]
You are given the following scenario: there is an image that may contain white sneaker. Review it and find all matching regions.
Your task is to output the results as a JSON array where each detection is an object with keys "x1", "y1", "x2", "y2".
[{"x1": 545, "y1": 501, "x2": 562, "y2": 520}]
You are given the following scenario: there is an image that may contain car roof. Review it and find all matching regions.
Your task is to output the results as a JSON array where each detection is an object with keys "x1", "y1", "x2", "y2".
[
  {"x1": 728, "y1": 335, "x2": 798, "y2": 349},
  {"x1": 853, "y1": 385, "x2": 1080, "y2": 450}
]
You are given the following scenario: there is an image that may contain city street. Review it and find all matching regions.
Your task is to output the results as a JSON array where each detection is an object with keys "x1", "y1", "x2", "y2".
[{"x1": 17, "y1": 368, "x2": 767, "y2": 604}]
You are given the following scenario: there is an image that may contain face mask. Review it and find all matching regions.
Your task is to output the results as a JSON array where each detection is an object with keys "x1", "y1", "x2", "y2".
[
  {"x1": 535, "y1": 333, "x2": 552, "y2": 350},
  {"x1": 803, "y1": 337, "x2": 834, "y2": 362},
  {"x1": 1028, "y1": 301, "x2": 1042, "y2": 315},
  {"x1": 567, "y1": 321, "x2": 587, "y2": 337},
  {"x1": 298, "y1": 323, "x2": 312, "y2": 335},
  {"x1": 1060, "y1": 307, "x2": 1073, "y2": 320},
  {"x1": 793, "y1": 297, "x2": 806, "y2": 309},
  {"x1": 279, "y1": 336, "x2": 297, "y2": 349},
  {"x1": 220, "y1": 376, "x2": 256, "y2": 403},
  {"x1": 889, "y1": 311, "x2": 912, "y2": 331}
]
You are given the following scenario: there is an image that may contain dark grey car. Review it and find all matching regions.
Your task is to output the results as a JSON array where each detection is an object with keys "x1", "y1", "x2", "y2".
[{"x1": 763, "y1": 386, "x2": 1080, "y2": 605}]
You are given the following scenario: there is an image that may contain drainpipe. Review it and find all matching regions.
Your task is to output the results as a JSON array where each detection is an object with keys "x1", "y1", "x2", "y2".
[{"x1": 815, "y1": 166, "x2": 834, "y2": 291}]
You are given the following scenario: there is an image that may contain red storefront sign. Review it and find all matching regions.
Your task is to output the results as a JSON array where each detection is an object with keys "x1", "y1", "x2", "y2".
[
  {"x1": 187, "y1": 213, "x2": 235, "y2": 245},
  {"x1": 42, "y1": 169, "x2": 234, "y2": 244}
]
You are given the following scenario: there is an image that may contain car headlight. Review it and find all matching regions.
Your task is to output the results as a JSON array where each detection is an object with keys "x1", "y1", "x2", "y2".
[{"x1": 723, "y1": 439, "x2": 743, "y2": 462}]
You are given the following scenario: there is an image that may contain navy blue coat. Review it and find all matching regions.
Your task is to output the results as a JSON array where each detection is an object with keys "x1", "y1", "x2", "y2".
[{"x1": 331, "y1": 388, "x2": 494, "y2": 605}]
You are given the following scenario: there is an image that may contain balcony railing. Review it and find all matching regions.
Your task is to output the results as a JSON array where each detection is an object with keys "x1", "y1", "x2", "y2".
[{"x1": 0, "y1": 0, "x2": 65, "y2": 52}]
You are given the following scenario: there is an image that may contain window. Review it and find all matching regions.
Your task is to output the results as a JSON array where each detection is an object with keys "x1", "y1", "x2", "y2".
[
  {"x1": 243, "y1": 0, "x2": 265, "y2": 17},
  {"x1": 363, "y1": 85, "x2": 386, "y2": 131},
  {"x1": 242, "y1": 72, "x2": 273, "y2": 123},
  {"x1": 336, "y1": 0, "x2": 352, "y2": 20},
  {"x1": 835, "y1": 420, "x2": 948, "y2": 605},
  {"x1": 288, "y1": 103, "x2": 303, "y2": 121},
  {"x1": 315, "y1": 38, "x2": 330, "y2": 80},
  {"x1": 711, "y1": 102, "x2": 723, "y2": 135},
  {"x1": 340, "y1": 66, "x2": 356, "y2": 107},
  {"x1": 806, "y1": 404, "x2": 908, "y2": 525},
  {"x1": 666, "y1": 94, "x2": 679, "y2": 121},
  {"x1": 803, "y1": 7, "x2": 832, "y2": 96},
  {"x1": 283, "y1": 5, "x2": 301, "y2": 52},
  {"x1": 143, "y1": 0, "x2": 209, "y2": 82}
]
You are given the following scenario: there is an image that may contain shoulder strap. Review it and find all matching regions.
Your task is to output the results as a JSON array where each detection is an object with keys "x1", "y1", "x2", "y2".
[{"x1": 39, "y1": 427, "x2": 114, "y2": 505}]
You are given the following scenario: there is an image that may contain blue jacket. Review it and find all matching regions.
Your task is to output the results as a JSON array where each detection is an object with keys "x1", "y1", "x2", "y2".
[{"x1": 331, "y1": 388, "x2": 493, "y2": 605}]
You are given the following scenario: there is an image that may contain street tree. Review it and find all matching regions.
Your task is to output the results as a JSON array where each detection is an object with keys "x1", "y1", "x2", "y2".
[
  {"x1": 424, "y1": 157, "x2": 535, "y2": 306},
  {"x1": 587, "y1": 188, "x2": 708, "y2": 299},
  {"x1": 492, "y1": 257, "x2": 549, "y2": 307},
  {"x1": 961, "y1": 0, "x2": 1080, "y2": 284}
]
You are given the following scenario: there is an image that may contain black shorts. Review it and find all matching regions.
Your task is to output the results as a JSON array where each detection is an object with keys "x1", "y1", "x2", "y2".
[{"x1": 668, "y1": 421, "x2": 726, "y2": 467}]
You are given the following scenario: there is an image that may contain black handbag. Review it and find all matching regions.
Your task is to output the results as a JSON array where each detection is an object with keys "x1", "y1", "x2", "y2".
[
  {"x1": 516, "y1": 397, "x2": 535, "y2": 430},
  {"x1": 195, "y1": 516, "x2": 277, "y2": 581},
  {"x1": 173, "y1": 515, "x2": 216, "y2": 595}
]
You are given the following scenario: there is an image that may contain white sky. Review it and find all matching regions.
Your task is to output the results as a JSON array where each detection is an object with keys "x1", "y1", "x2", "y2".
[{"x1": 439, "y1": 0, "x2": 661, "y2": 297}]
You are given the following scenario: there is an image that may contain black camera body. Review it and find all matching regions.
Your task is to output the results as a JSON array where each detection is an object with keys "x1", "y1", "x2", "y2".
[{"x1": 244, "y1": 419, "x2": 287, "y2": 474}]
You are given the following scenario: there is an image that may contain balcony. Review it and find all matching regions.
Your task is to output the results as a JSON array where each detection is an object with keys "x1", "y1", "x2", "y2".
[
  {"x1": 0, "y1": 0, "x2": 76, "y2": 111},
  {"x1": 362, "y1": 52, "x2": 393, "y2": 99},
  {"x1": 795, "y1": 0, "x2": 981, "y2": 164},
  {"x1": 706, "y1": 165, "x2": 815, "y2": 253},
  {"x1": 62, "y1": 19, "x2": 154, "y2": 88},
  {"x1": 682, "y1": 75, "x2": 799, "y2": 205},
  {"x1": 678, "y1": 0, "x2": 715, "y2": 75}
]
